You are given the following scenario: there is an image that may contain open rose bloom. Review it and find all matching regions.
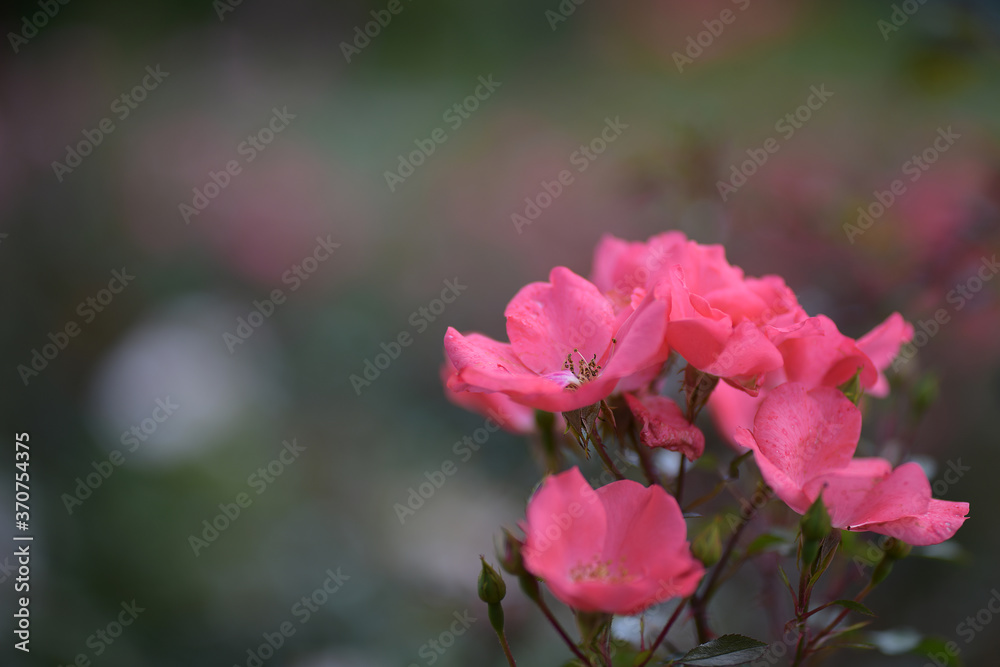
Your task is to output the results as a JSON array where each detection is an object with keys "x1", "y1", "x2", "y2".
[
  {"x1": 522, "y1": 467, "x2": 703, "y2": 615},
  {"x1": 445, "y1": 266, "x2": 669, "y2": 412},
  {"x1": 735, "y1": 383, "x2": 969, "y2": 545}
]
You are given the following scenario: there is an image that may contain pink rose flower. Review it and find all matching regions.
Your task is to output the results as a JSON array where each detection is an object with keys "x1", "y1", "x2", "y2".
[
  {"x1": 444, "y1": 267, "x2": 668, "y2": 412},
  {"x1": 624, "y1": 393, "x2": 705, "y2": 461},
  {"x1": 734, "y1": 383, "x2": 969, "y2": 546},
  {"x1": 523, "y1": 467, "x2": 704, "y2": 615},
  {"x1": 592, "y1": 232, "x2": 817, "y2": 393},
  {"x1": 709, "y1": 312, "x2": 914, "y2": 445}
]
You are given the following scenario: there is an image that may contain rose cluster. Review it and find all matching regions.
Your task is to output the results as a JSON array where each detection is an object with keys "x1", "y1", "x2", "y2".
[{"x1": 442, "y1": 231, "x2": 969, "y2": 624}]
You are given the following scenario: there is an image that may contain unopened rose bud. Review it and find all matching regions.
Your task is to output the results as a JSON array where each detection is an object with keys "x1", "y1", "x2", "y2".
[
  {"x1": 478, "y1": 557, "x2": 507, "y2": 605},
  {"x1": 692, "y1": 519, "x2": 722, "y2": 567},
  {"x1": 883, "y1": 537, "x2": 911, "y2": 562},
  {"x1": 801, "y1": 495, "x2": 832, "y2": 543},
  {"x1": 871, "y1": 557, "x2": 894, "y2": 585},
  {"x1": 576, "y1": 610, "x2": 611, "y2": 646},
  {"x1": 683, "y1": 365, "x2": 720, "y2": 422},
  {"x1": 911, "y1": 373, "x2": 939, "y2": 419},
  {"x1": 801, "y1": 495, "x2": 831, "y2": 566}
]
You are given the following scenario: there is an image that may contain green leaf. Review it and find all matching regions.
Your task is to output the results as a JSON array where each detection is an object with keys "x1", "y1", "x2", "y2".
[
  {"x1": 829, "y1": 599, "x2": 876, "y2": 617},
  {"x1": 832, "y1": 621, "x2": 872, "y2": 637},
  {"x1": 677, "y1": 634, "x2": 768, "y2": 665},
  {"x1": 807, "y1": 536, "x2": 840, "y2": 588},
  {"x1": 837, "y1": 367, "x2": 864, "y2": 405},
  {"x1": 744, "y1": 533, "x2": 787, "y2": 557},
  {"x1": 778, "y1": 565, "x2": 795, "y2": 599}
]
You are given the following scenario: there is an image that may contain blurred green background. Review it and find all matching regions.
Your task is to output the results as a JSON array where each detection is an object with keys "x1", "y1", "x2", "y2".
[{"x1": 1, "y1": 0, "x2": 998, "y2": 665}]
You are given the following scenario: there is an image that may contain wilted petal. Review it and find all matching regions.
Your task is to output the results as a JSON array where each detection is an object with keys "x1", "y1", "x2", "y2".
[{"x1": 625, "y1": 393, "x2": 705, "y2": 461}]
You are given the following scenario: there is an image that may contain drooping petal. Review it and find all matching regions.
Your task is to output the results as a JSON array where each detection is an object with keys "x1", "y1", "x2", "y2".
[
  {"x1": 856, "y1": 499, "x2": 970, "y2": 546},
  {"x1": 625, "y1": 393, "x2": 705, "y2": 461},
  {"x1": 440, "y1": 361, "x2": 537, "y2": 434},
  {"x1": 808, "y1": 461, "x2": 967, "y2": 546},
  {"x1": 444, "y1": 328, "x2": 555, "y2": 393},
  {"x1": 802, "y1": 458, "x2": 903, "y2": 528}
]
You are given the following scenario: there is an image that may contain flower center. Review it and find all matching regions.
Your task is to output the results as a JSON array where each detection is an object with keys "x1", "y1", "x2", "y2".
[
  {"x1": 569, "y1": 556, "x2": 632, "y2": 583},
  {"x1": 561, "y1": 349, "x2": 602, "y2": 390}
]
